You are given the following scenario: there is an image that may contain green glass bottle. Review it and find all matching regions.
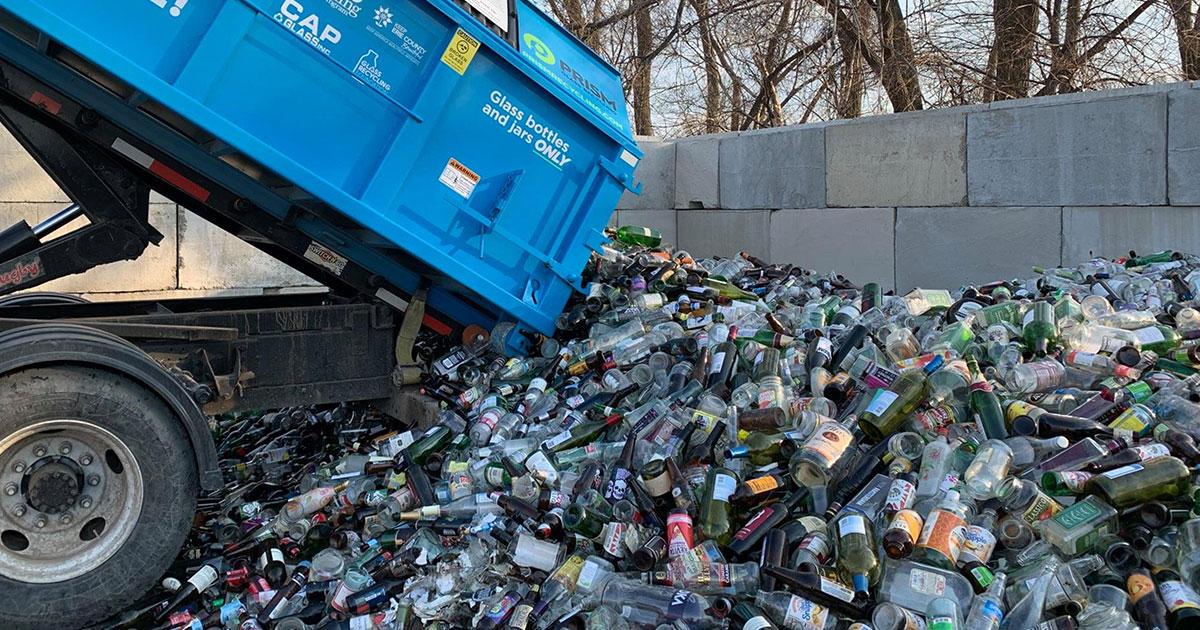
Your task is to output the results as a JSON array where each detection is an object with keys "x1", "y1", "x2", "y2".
[
  {"x1": 1022, "y1": 301, "x2": 1058, "y2": 356},
  {"x1": 540, "y1": 414, "x2": 622, "y2": 454},
  {"x1": 406, "y1": 425, "x2": 453, "y2": 465},
  {"x1": 613, "y1": 225, "x2": 662, "y2": 248},
  {"x1": 969, "y1": 380, "x2": 1007, "y2": 439},
  {"x1": 725, "y1": 431, "x2": 790, "y2": 467},
  {"x1": 859, "y1": 355, "x2": 944, "y2": 443},
  {"x1": 975, "y1": 301, "x2": 1022, "y2": 328},
  {"x1": 834, "y1": 510, "x2": 881, "y2": 599},
  {"x1": 699, "y1": 464, "x2": 739, "y2": 545},
  {"x1": 1084, "y1": 456, "x2": 1192, "y2": 508},
  {"x1": 1131, "y1": 324, "x2": 1183, "y2": 355},
  {"x1": 1125, "y1": 250, "x2": 1179, "y2": 267}
]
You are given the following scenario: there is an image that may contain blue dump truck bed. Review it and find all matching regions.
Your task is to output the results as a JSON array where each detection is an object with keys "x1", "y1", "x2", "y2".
[{"x1": 0, "y1": 0, "x2": 641, "y2": 334}]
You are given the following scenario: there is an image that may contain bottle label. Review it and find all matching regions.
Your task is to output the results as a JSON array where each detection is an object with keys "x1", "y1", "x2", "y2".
[
  {"x1": 908, "y1": 568, "x2": 947, "y2": 596},
  {"x1": 1102, "y1": 463, "x2": 1144, "y2": 479},
  {"x1": 913, "y1": 406, "x2": 954, "y2": 434},
  {"x1": 865, "y1": 390, "x2": 899, "y2": 416},
  {"x1": 576, "y1": 559, "x2": 602, "y2": 591},
  {"x1": 541, "y1": 430, "x2": 572, "y2": 451},
  {"x1": 743, "y1": 618, "x2": 774, "y2": 630},
  {"x1": 1160, "y1": 580, "x2": 1200, "y2": 612},
  {"x1": 710, "y1": 351, "x2": 727, "y2": 375},
  {"x1": 970, "y1": 565, "x2": 994, "y2": 588},
  {"x1": 1051, "y1": 498, "x2": 1101, "y2": 529},
  {"x1": 802, "y1": 422, "x2": 853, "y2": 465},
  {"x1": 1051, "y1": 471, "x2": 1093, "y2": 494},
  {"x1": 745, "y1": 475, "x2": 781, "y2": 494},
  {"x1": 664, "y1": 590, "x2": 693, "y2": 621},
  {"x1": 734, "y1": 506, "x2": 775, "y2": 541},
  {"x1": 819, "y1": 575, "x2": 856, "y2": 603},
  {"x1": 959, "y1": 525, "x2": 996, "y2": 564},
  {"x1": 928, "y1": 616, "x2": 954, "y2": 630},
  {"x1": 887, "y1": 510, "x2": 923, "y2": 543},
  {"x1": 796, "y1": 532, "x2": 831, "y2": 564},
  {"x1": 1132, "y1": 443, "x2": 1171, "y2": 461},
  {"x1": 1020, "y1": 492, "x2": 1062, "y2": 524},
  {"x1": 600, "y1": 522, "x2": 626, "y2": 558},
  {"x1": 667, "y1": 513, "x2": 694, "y2": 558},
  {"x1": 1133, "y1": 326, "x2": 1167, "y2": 344},
  {"x1": 1128, "y1": 573, "x2": 1155, "y2": 604},
  {"x1": 980, "y1": 600, "x2": 1002, "y2": 625},
  {"x1": 814, "y1": 337, "x2": 833, "y2": 361},
  {"x1": 916, "y1": 510, "x2": 965, "y2": 564},
  {"x1": 509, "y1": 604, "x2": 533, "y2": 629},
  {"x1": 189, "y1": 565, "x2": 218, "y2": 591},
  {"x1": 839, "y1": 514, "x2": 867, "y2": 537},
  {"x1": 711, "y1": 473, "x2": 737, "y2": 503},
  {"x1": 783, "y1": 595, "x2": 828, "y2": 629},
  {"x1": 885, "y1": 478, "x2": 916, "y2": 513}
]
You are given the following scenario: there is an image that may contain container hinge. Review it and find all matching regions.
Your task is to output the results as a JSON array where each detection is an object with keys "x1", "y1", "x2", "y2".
[{"x1": 599, "y1": 156, "x2": 640, "y2": 194}]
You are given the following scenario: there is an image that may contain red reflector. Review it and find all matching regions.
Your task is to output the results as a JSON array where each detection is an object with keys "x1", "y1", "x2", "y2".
[
  {"x1": 148, "y1": 161, "x2": 211, "y2": 202},
  {"x1": 30, "y1": 92, "x2": 61, "y2": 115},
  {"x1": 422, "y1": 314, "x2": 452, "y2": 336}
]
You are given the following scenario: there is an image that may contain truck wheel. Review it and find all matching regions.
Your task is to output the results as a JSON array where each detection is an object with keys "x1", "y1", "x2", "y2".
[{"x1": 0, "y1": 365, "x2": 197, "y2": 629}]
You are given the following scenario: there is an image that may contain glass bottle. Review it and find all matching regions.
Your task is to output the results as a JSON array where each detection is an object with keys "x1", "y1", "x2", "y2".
[
  {"x1": 834, "y1": 510, "x2": 881, "y2": 598},
  {"x1": 698, "y1": 463, "x2": 738, "y2": 545},
  {"x1": 995, "y1": 476, "x2": 1063, "y2": 524},
  {"x1": 859, "y1": 355, "x2": 945, "y2": 442},
  {"x1": 914, "y1": 490, "x2": 972, "y2": 569},
  {"x1": 964, "y1": 571, "x2": 1006, "y2": 630},
  {"x1": 1084, "y1": 456, "x2": 1191, "y2": 508},
  {"x1": 963, "y1": 440, "x2": 1014, "y2": 500}
]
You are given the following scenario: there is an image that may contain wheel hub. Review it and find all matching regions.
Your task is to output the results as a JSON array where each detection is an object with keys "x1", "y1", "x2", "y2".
[
  {"x1": 0, "y1": 420, "x2": 143, "y2": 583},
  {"x1": 24, "y1": 458, "x2": 83, "y2": 514}
]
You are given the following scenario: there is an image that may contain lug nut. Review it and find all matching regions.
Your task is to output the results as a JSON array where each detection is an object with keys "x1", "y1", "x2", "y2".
[
  {"x1": 59, "y1": 514, "x2": 72, "y2": 525},
  {"x1": 3, "y1": 484, "x2": 15, "y2": 496},
  {"x1": 33, "y1": 446, "x2": 46, "y2": 457},
  {"x1": 79, "y1": 497, "x2": 92, "y2": 509},
  {"x1": 79, "y1": 455, "x2": 93, "y2": 466},
  {"x1": 12, "y1": 461, "x2": 24, "y2": 473},
  {"x1": 59, "y1": 442, "x2": 72, "y2": 455},
  {"x1": 35, "y1": 517, "x2": 46, "y2": 528},
  {"x1": 13, "y1": 505, "x2": 25, "y2": 517},
  {"x1": 87, "y1": 475, "x2": 100, "y2": 487}
]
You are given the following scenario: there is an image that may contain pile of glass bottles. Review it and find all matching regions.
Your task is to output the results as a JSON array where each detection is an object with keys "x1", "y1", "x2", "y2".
[{"x1": 127, "y1": 227, "x2": 1200, "y2": 630}]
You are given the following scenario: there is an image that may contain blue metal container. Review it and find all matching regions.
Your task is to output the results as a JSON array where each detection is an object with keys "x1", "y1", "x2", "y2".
[{"x1": 0, "y1": 0, "x2": 641, "y2": 334}]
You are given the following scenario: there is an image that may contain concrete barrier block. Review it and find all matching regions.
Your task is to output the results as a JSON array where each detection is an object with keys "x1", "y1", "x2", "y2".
[
  {"x1": 26, "y1": 203, "x2": 179, "y2": 293},
  {"x1": 770, "y1": 208, "x2": 896, "y2": 289},
  {"x1": 967, "y1": 94, "x2": 1167, "y2": 206},
  {"x1": 0, "y1": 131, "x2": 68, "y2": 203},
  {"x1": 1063, "y1": 206, "x2": 1200, "y2": 263},
  {"x1": 676, "y1": 210, "x2": 771, "y2": 259},
  {"x1": 895, "y1": 206, "x2": 1062, "y2": 290},
  {"x1": 1169, "y1": 88, "x2": 1200, "y2": 204},
  {"x1": 826, "y1": 112, "x2": 966, "y2": 207},
  {"x1": 178, "y1": 209, "x2": 317, "y2": 289},
  {"x1": 615, "y1": 209, "x2": 677, "y2": 245},
  {"x1": 674, "y1": 135, "x2": 722, "y2": 209},
  {"x1": 619, "y1": 139, "x2": 675, "y2": 210},
  {"x1": 719, "y1": 126, "x2": 825, "y2": 209}
]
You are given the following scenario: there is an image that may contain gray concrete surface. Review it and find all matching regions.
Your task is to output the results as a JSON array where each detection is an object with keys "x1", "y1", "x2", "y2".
[
  {"x1": 769, "y1": 208, "x2": 896, "y2": 289},
  {"x1": 718, "y1": 127, "x2": 826, "y2": 209},
  {"x1": 826, "y1": 111, "x2": 967, "y2": 207}
]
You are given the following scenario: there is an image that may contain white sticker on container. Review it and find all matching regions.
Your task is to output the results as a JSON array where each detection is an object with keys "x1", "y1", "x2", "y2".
[
  {"x1": 439, "y1": 158, "x2": 480, "y2": 199},
  {"x1": 1102, "y1": 463, "x2": 1144, "y2": 479},
  {"x1": 304, "y1": 241, "x2": 348, "y2": 275},
  {"x1": 839, "y1": 514, "x2": 867, "y2": 537}
]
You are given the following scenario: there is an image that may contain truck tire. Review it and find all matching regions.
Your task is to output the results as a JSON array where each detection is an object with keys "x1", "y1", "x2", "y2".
[{"x1": 0, "y1": 365, "x2": 197, "y2": 629}]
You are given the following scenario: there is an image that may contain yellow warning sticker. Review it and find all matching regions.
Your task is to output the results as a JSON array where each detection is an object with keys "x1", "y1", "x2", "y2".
[{"x1": 441, "y1": 29, "x2": 480, "y2": 75}]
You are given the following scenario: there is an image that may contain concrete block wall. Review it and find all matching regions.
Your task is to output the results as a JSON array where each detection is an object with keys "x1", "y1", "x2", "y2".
[{"x1": 617, "y1": 81, "x2": 1200, "y2": 292}]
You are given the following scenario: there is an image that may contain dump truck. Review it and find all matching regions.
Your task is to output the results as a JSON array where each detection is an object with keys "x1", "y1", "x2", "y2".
[{"x1": 0, "y1": 0, "x2": 640, "y2": 625}]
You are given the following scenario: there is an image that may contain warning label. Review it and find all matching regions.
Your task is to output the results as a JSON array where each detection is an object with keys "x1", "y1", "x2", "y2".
[
  {"x1": 439, "y1": 158, "x2": 480, "y2": 198},
  {"x1": 304, "y1": 241, "x2": 349, "y2": 275},
  {"x1": 441, "y1": 29, "x2": 480, "y2": 75}
]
